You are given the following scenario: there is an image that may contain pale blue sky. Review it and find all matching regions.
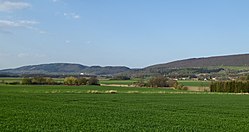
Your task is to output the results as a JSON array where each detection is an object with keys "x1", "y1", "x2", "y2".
[{"x1": 1, "y1": 0, "x2": 249, "y2": 69}]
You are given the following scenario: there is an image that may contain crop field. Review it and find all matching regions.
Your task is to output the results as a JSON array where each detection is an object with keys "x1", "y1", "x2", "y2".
[
  {"x1": 0, "y1": 78, "x2": 22, "y2": 83},
  {"x1": 100, "y1": 80, "x2": 138, "y2": 85},
  {"x1": 100, "y1": 79, "x2": 211, "y2": 87},
  {"x1": 0, "y1": 78, "x2": 211, "y2": 87},
  {"x1": 0, "y1": 78, "x2": 65, "y2": 84},
  {"x1": 1, "y1": 85, "x2": 249, "y2": 131},
  {"x1": 178, "y1": 81, "x2": 211, "y2": 87}
]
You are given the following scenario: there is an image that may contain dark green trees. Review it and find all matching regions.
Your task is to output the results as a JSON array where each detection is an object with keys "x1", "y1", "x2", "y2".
[
  {"x1": 87, "y1": 77, "x2": 99, "y2": 85},
  {"x1": 21, "y1": 77, "x2": 56, "y2": 85},
  {"x1": 147, "y1": 76, "x2": 178, "y2": 88},
  {"x1": 64, "y1": 77, "x2": 99, "y2": 86},
  {"x1": 210, "y1": 81, "x2": 249, "y2": 93}
]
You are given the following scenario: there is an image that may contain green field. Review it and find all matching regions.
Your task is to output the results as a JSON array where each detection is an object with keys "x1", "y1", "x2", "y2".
[
  {"x1": 100, "y1": 80, "x2": 138, "y2": 85},
  {"x1": 0, "y1": 78, "x2": 22, "y2": 83},
  {"x1": 1, "y1": 85, "x2": 249, "y2": 131},
  {"x1": 178, "y1": 81, "x2": 211, "y2": 87},
  {"x1": 0, "y1": 78, "x2": 211, "y2": 87},
  {"x1": 0, "y1": 78, "x2": 138, "y2": 85},
  {"x1": 100, "y1": 79, "x2": 212, "y2": 87}
]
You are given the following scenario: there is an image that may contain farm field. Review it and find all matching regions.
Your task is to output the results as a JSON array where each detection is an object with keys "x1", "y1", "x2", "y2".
[
  {"x1": 100, "y1": 79, "x2": 212, "y2": 87},
  {"x1": 1, "y1": 85, "x2": 249, "y2": 131},
  {"x1": 0, "y1": 77, "x2": 211, "y2": 87},
  {"x1": 178, "y1": 80, "x2": 211, "y2": 87},
  {"x1": 0, "y1": 77, "x2": 64, "y2": 84},
  {"x1": 0, "y1": 78, "x2": 138, "y2": 85},
  {"x1": 100, "y1": 79, "x2": 138, "y2": 85},
  {"x1": 0, "y1": 77, "x2": 22, "y2": 83}
]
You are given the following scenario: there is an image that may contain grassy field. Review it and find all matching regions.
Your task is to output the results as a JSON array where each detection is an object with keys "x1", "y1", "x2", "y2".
[
  {"x1": 100, "y1": 79, "x2": 212, "y2": 87},
  {"x1": 0, "y1": 77, "x2": 65, "y2": 84},
  {"x1": 0, "y1": 78, "x2": 138, "y2": 85},
  {"x1": 1, "y1": 85, "x2": 249, "y2": 131},
  {"x1": 178, "y1": 81, "x2": 211, "y2": 87},
  {"x1": 0, "y1": 78, "x2": 22, "y2": 83},
  {"x1": 100, "y1": 80, "x2": 138, "y2": 85},
  {"x1": 0, "y1": 77, "x2": 211, "y2": 87}
]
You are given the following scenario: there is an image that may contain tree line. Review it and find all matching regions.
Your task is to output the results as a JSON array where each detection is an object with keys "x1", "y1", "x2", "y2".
[
  {"x1": 64, "y1": 77, "x2": 99, "y2": 85},
  {"x1": 22, "y1": 77, "x2": 59, "y2": 85},
  {"x1": 134, "y1": 76, "x2": 183, "y2": 89},
  {"x1": 210, "y1": 81, "x2": 249, "y2": 93},
  {"x1": 21, "y1": 77, "x2": 99, "y2": 86}
]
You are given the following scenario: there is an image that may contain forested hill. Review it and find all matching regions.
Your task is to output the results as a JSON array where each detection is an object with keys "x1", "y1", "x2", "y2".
[
  {"x1": 0, "y1": 63, "x2": 131, "y2": 76},
  {"x1": 1, "y1": 54, "x2": 249, "y2": 77},
  {"x1": 146, "y1": 54, "x2": 249, "y2": 69}
]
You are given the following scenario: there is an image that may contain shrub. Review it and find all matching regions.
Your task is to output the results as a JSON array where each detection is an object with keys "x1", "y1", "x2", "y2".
[
  {"x1": 147, "y1": 76, "x2": 178, "y2": 88},
  {"x1": 77, "y1": 77, "x2": 87, "y2": 85},
  {"x1": 45, "y1": 78, "x2": 56, "y2": 85},
  {"x1": 182, "y1": 86, "x2": 188, "y2": 90},
  {"x1": 111, "y1": 75, "x2": 130, "y2": 80},
  {"x1": 32, "y1": 77, "x2": 47, "y2": 85},
  {"x1": 6, "y1": 82, "x2": 20, "y2": 85},
  {"x1": 64, "y1": 77, "x2": 78, "y2": 85},
  {"x1": 133, "y1": 79, "x2": 147, "y2": 87},
  {"x1": 148, "y1": 76, "x2": 169, "y2": 87},
  {"x1": 87, "y1": 77, "x2": 99, "y2": 85},
  {"x1": 22, "y1": 78, "x2": 33, "y2": 85},
  {"x1": 22, "y1": 77, "x2": 57, "y2": 85}
]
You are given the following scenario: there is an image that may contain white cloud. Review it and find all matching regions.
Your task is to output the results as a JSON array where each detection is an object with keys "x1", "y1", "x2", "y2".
[
  {"x1": 0, "y1": 0, "x2": 31, "y2": 12},
  {"x1": 86, "y1": 41, "x2": 92, "y2": 44},
  {"x1": 19, "y1": 20, "x2": 39, "y2": 25},
  {"x1": 0, "y1": 19, "x2": 46, "y2": 34},
  {"x1": 0, "y1": 20, "x2": 39, "y2": 29},
  {"x1": 73, "y1": 15, "x2": 80, "y2": 19},
  {"x1": 64, "y1": 12, "x2": 80, "y2": 19},
  {"x1": 38, "y1": 30, "x2": 47, "y2": 34},
  {"x1": 65, "y1": 40, "x2": 71, "y2": 44},
  {"x1": 0, "y1": 20, "x2": 18, "y2": 28},
  {"x1": 0, "y1": 1, "x2": 39, "y2": 33},
  {"x1": 52, "y1": 0, "x2": 60, "y2": 2}
]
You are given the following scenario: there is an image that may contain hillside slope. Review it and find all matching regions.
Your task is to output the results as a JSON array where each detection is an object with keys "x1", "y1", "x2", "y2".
[
  {"x1": 0, "y1": 63, "x2": 131, "y2": 75},
  {"x1": 146, "y1": 54, "x2": 249, "y2": 69},
  {"x1": 1, "y1": 53, "x2": 249, "y2": 77}
]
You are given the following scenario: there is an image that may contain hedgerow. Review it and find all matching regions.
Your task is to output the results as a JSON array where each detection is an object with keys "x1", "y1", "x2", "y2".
[{"x1": 210, "y1": 81, "x2": 249, "y2": 93}]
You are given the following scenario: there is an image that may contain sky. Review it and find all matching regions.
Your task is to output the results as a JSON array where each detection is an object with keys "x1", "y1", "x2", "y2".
[{"x1": 1, "y1": 0, "x2": 249, "y2": 69}]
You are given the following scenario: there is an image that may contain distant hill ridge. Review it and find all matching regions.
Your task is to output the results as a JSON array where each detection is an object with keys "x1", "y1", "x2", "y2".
[
  {"x1": 0, "y1": 63, "x2": 131, "y2": 75},
  {"x1": 1, "y1": 53, "x2": 249, "y2": 76},
  {"x1": 146, "y1": 54, "x2": 249, "y2": 69}
]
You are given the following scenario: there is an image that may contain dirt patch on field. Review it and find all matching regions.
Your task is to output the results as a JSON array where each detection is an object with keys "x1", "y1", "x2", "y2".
[
  {"x1": 100, "y1": 84, "x2": 132, "y2": 87},
  {"x1": 186, "y1": 86, "x2": 210, "y2": 92}
]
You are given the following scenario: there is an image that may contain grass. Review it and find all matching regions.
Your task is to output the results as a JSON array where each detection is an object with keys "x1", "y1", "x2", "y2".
[
  {"x1": 1, "y1": 85, "x2": 249, "y2": 131},
  {"x1": 0, "y1": 84, "x2": 175, "y2": 94},
  {"x1": 0, "y1": 77, "x2": 22, "y2": 83},
  {"x1": 178, "y1": 80, "x2": 211, "y2": 87},
  {"x1": 0, "y1": 77, "x2": 64, "y2": 84},
  {"x1": 100, "y1": 80, "x2": 138, "y2": 85},
  {"x1": 100, "y1": 79, "x2": 211, "y2": 87},
  {"x1": 0, "y1": 78, "x2": 138, "y2": 85},
  {"x1": 0, "y1": 77, "x2": 211, "y2": 87}
]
